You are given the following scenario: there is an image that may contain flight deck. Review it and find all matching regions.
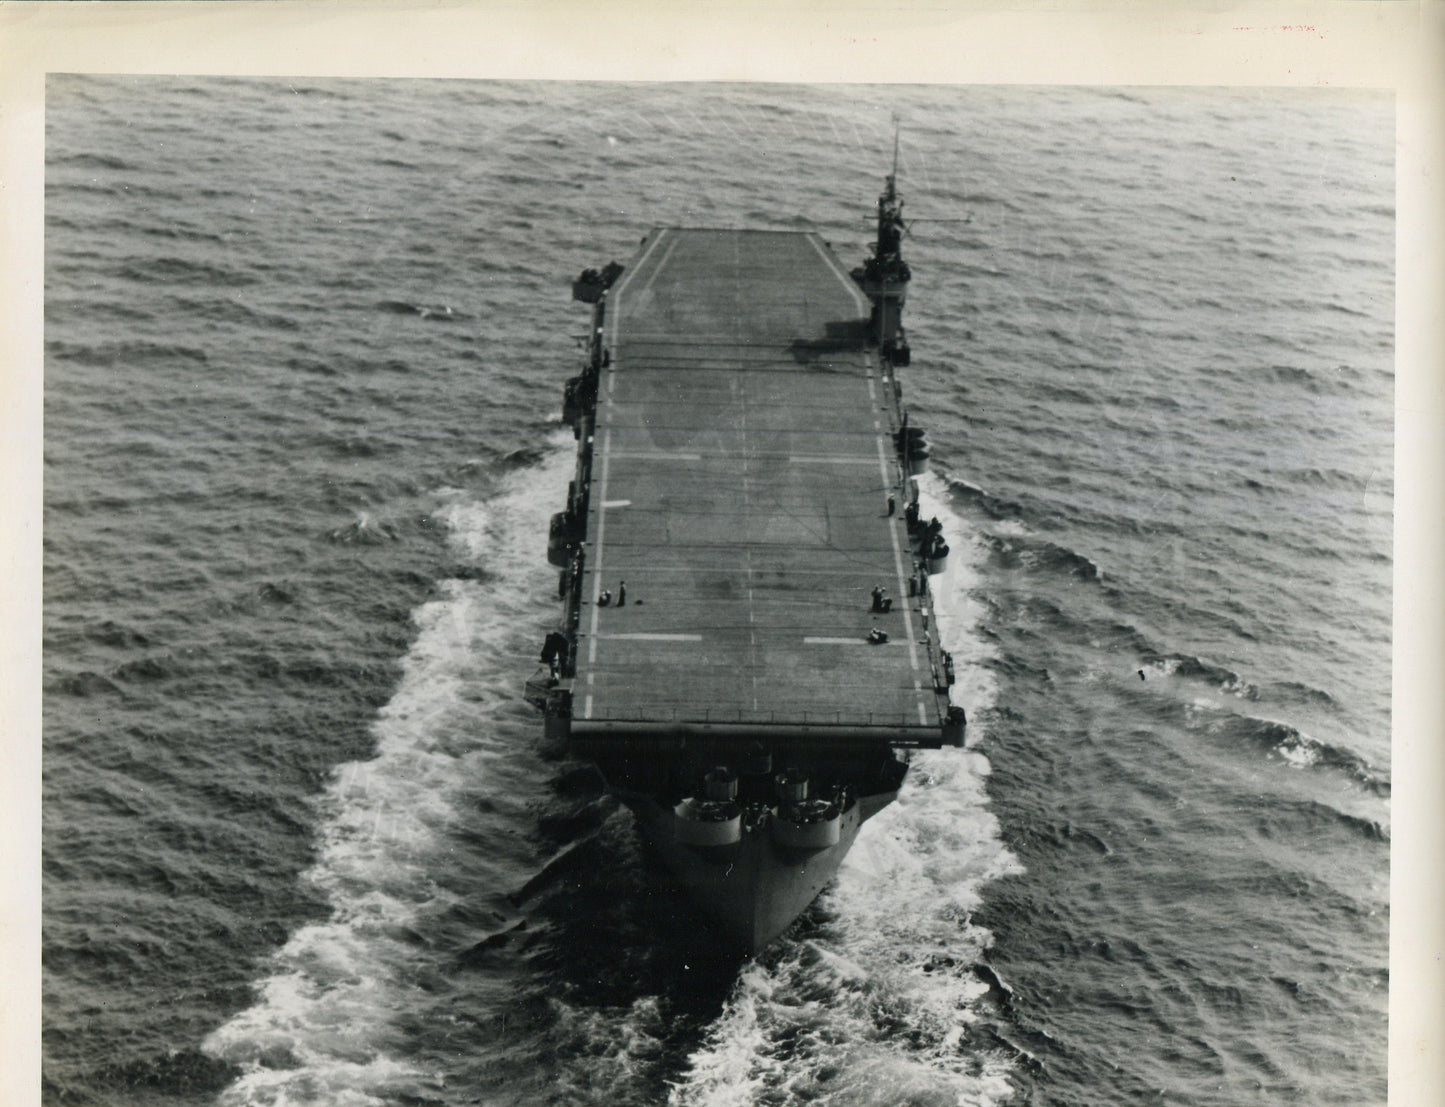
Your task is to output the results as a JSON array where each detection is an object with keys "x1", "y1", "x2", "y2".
[{"x1": 568, "y1": 228, "x2": 948, "y2": 741}]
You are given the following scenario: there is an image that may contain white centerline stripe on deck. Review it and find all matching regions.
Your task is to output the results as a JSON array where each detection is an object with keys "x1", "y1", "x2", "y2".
[
  {"x1": 804, "y1": 636, "x2": 880, "y2": 645},
  {"x1": 918, "y1": 703, "x2": 929, "y2": 725},
  {"x1": 602, "y1": 499, "x2": 632, "y2": 508},
  {"x1": 598, "y1": 633, "x2": 703, "y2": 642}
]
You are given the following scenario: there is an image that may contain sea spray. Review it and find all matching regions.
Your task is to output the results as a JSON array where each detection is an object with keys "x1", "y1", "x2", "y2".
[
  {"x1": 203, "y1": 442, "x2": 573, "y2": 1105},
  {"x1": 669, "y1": 471, "x2": 1022, "y2": 1107}
]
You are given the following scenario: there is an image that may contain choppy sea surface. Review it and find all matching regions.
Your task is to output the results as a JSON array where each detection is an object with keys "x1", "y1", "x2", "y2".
[{"x1": 43, "y1": 78, "x2": 1392, "y2": 1106}]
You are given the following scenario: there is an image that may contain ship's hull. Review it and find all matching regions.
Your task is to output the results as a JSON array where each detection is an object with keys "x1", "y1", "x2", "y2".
[
  {"x1": 532, "y1": 186, "x2": 964, "y2": 951},
  {"x1": 583, "y1": 738, "x2": 909, "y2": 951},
  {"x1": 626, "y1": 785, "x2": 900, "y2": 952}
]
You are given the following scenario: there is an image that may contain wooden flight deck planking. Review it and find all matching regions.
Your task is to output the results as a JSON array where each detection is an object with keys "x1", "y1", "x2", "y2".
[{"x1": 573, "y1": 228, "x2": 944, "y2": 735}]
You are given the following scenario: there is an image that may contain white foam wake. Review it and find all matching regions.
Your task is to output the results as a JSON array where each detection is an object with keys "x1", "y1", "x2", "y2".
[
  {"x1": 670, "y1": 472, "x2": 1023, "y2": 1107},
  {"x1": 202, "y1": 439, "x2": 573, "y2": 1106}
]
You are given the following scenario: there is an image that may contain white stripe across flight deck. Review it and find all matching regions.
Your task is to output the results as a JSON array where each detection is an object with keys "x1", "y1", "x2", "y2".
[
  {"x1": 804, "y1": 636, "x2": 881, "y2": 645},
  {"x1": 785, "y1": 455, "x2": 878, "y2": 466},
  {"x1": 599, "y1": 633, "x2": 703, "y2": 642},
  {"x1": 610, "y1": 452, "x2": 704, "y2": 462}
]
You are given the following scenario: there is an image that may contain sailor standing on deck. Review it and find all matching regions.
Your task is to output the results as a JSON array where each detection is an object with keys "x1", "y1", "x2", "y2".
[{"x1": 616, "y1": 580, "x2": 626, "y2": 607}]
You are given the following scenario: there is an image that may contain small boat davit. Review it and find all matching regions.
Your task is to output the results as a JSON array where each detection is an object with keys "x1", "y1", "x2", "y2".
[{"x1": 527, "y1": 169, "x2": 964, "y2": 952}]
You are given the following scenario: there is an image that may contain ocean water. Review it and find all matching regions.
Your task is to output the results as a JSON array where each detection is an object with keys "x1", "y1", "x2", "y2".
[{"x1": 42, "y1": 78, "x2": 1392, "y2": 1106}]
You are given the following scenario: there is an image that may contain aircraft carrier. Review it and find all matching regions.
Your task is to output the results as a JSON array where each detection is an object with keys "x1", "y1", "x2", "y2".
[{"x1": 527, "y1": 171, "x2": 964, "y2": 951}]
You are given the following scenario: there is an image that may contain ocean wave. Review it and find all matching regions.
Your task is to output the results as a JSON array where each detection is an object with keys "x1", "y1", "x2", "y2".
[
  {"x1": 986, "y1": 534, "x2": 1104, "y2": 582},
  {"x1": 84, "y1": 619, "x2": 153, "y2": 649},
  {"x1": 1252, "y1": 720, "x2": 1389, "y2": 796},
  {"x1": 285, "y1": 355, "x2": 340, "y2": 377},
  {"x1": 1182, "y1": 706, "x2": 1389, "y2": 797},
  {"x1": 1281, "y1": 465, "x2": 1369, "y2": 491},
  {"x1": 49, "y1": 670, "x2": 125, "y2": 697},
  {"x1": 45, "y1": 337, "x2": 212, "y2": 367},
  {"x1": 947, "y1": 476, "x2": 1028, "y2": 526},
  {"x1": 498, "y1": 443, "x2": 553, "y2": 471},
  {"x1": 1262, "y1": 679, "x2": 1338, "y2": 708},
  {"x1": 51, "y1": 151, "x2": 134, "y2": 172},
  {"x1": 84, "y1": 1048, "x2": 239, "y2": 1102},
  {"x1": 1272, "y1": 796, "x2": 1390, "y2": 843},
  {"x1": 374, "y1": 299, "x2": 470, "y2": 322},
  {"x1": 111, "y1": 654, "x2": 186, "y2": 683},
  {"x1": 116, "y1": 256, "x2": 258, "y2": 288},
  {"x1": 328, "y1": 511, "x2": 400, "y2": 546},
  {"x1": 138, "y1": 223, "x2": 227, "y2": 244},
  {"x1": 202, "y1": 442, "x2": 572, "y2": 1105},
  {"x1": 1137, "y1": 652, "x2": 1258, "y2": 699}
]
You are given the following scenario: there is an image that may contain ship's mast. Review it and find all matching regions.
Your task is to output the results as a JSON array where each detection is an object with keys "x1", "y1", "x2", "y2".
[{"x1": 850, "y1": 130, "x2": 912, "y2": 367}]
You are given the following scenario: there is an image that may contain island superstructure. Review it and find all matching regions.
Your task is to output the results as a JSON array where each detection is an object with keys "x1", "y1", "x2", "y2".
[{"x1": 528, "y1": 172, "x2": 964, "y2": 951}]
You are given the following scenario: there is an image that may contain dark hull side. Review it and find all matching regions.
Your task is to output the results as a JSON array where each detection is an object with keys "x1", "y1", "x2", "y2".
[{"x1": 625, "y1": 783, "x2": 902, "y2": 953}]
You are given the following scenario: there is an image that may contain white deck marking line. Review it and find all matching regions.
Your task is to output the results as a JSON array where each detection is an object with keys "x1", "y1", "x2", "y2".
[
  {"x1": 804, "y1": 636, "x2": 882, "y2": 645},
  {"x1": 806, "y1": 234, "x2": 870, "y2": 315},
  {"x1": 610, "y1": 451, "x2": 704, "y2": 461},
  {"x1": 607, "y1": 228, "x2": 671, "y2": 313},
  {"x1": 602, "y1": 499, "x2": 632, "y2": 508},
  {"x1": 599, "y1": 633, "x2": 703, "y2": 642},
  {"x1": 786, "y1": 455, "x2": 877, "y2": 466},
  {"x1": 918, "y1": 703, "x2": 929, "y2": 725},
  {"x1": 635, "y1": 233, "x2": 682, "y2": 303},
  {"x1": 873, "y1": 432, "x2": 921, "y2": 673},
  {"x1": 584, "y1": 694, "x2": 594, "y2": 716},
  {"x1": 867, "y1": 379, "x2": 877, "y2": 401}
]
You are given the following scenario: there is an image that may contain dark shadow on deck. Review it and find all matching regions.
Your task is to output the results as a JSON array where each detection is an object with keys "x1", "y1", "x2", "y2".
[{"x1": 787, "y1": 317, "x2": 872, "y2": 365}]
